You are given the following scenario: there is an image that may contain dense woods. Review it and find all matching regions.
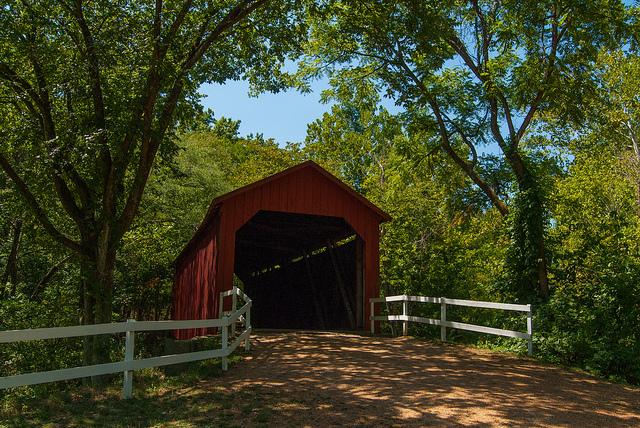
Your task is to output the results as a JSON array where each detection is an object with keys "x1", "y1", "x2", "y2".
[{"x1": 2, "y1": 0, "x2": 640, "y2": 388}]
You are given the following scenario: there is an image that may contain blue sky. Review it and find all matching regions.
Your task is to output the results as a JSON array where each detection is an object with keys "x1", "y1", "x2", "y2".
[
  {"x1": 199, "y1": 76, "x2": 403, "y2": 146},
  {"x1": 199, "y1": 79, "x2": 335, "y2": 146}
]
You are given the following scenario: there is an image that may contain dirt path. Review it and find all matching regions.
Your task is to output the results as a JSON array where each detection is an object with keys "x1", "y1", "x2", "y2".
[{"x1": 208, "y1": 331, "x2": 640, "y2": 427}]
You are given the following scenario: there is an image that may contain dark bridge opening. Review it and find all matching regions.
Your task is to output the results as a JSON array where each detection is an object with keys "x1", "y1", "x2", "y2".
[{"x1": 234, "y1": 210, "x2": 363, "y2": 330}]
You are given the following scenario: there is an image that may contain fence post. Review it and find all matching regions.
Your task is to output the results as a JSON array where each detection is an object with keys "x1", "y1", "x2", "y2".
[
  {"x1": 231, "y1": 286, "x2": 237, "y2": 337},
  {"x1": 244, "y1": 306, "x2": 251, "y2": 351},
  {"x1": 123, "y1": 319, "x2": 135, "y2": 400},
  {"x1": 527, "y1": 305, "x2": 533, "y2": 357},
  {"x1": 219, "y1": 291, "x2": 224, "y2": 320},
  {"x1": 403, "y1": 296, "x2": 408, "y2": 336},
  {"x1": 440, "y1": 298, "x2": 447, "y2": 343},
  {"x1": 221, "y1": 318, "x2": 228, "y2": 371},
  {"x1": 370, "y1": 300, "x2": 375, "y2": 334}
]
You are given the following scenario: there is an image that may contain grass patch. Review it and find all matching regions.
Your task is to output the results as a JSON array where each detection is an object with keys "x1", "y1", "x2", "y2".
[
  {"x1": 254, "y1": 408, "x2": 272, "y2": 423},
  {"x1": 0, "y1": 353, "x2": 256, "y2": 427}
]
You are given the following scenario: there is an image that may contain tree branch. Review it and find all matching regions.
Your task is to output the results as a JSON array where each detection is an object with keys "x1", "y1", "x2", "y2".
[
  {"x1": 73, "y1": 0, "x2": 113, "y2": 219},
  {"x1": 445, "y1": 35, "x2": 484, "y2": 82},
  {"x1": 74, "y1": 0, "x2": 106, "y2": 132},
  {"x1": 516, "y1": 10, "x2": 571, "y2": 143},
  {"x1": 470, "y1": 0, "x2": 490, "y2": 66},
  {"x1": 0, "y1": 63, "x2": 44, "y2": 111},
  {"x1": 159, "y1": 0, "x2": 194, "y2": 60},
  {"x1": 392, "y1": 44, "x2": 509, "y2": 215},
  {"x1": 30, "y1": 255, "x2": 72, "y2": 299},
  {"x1": 29, "y1": 48, "x2": 57, "y2": 141},
  {"x1": 181, "y1": 0, "x2": 269, "y2": 72},
  {"x1": 0, "y1": 152, "x2": 88, "y2": 255}
]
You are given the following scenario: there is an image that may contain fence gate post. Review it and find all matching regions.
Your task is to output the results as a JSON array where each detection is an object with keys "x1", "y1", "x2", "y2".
[
  {"x1": 403, "y1": 297, "x2": 409, "y2": 336},
  {"x1": 221, "y1": 320, "x2": 228, "y2": 371},
  {"x1": 527, "y1": 305, "x2": 533, "y2": 357},
  {"x1": 123, "y1": 319, "x2": 136, "y2": 399},
  {"x1": 370, "y1": 300, "x2": 375, "y2": 334},
  {"x1": 440, "y1": 298, "x2": 447, "y2": 343}
]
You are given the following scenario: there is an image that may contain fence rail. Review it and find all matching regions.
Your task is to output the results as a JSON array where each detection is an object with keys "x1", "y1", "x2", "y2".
[
  {"x1": 0, "y1": 286, "x2": 251, "y2": 399},
  {"x1": 370, "y1": 295, "x2": 533, "y2": 356}
]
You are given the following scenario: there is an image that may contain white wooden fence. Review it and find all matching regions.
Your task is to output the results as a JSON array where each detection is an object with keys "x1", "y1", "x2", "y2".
[
  {"x1": 0, "y1": 286, "x2": 251, "y2": 399},
  {"x1": 370, "y1": 295, "x2": 533, "y2": 356}
]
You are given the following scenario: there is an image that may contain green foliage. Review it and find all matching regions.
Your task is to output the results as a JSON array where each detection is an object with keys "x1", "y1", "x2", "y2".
[
  {"x1": 537, "y1": 267, "x2": 640, "y2": 384},
  {"x1": 379, "y1": 157, "x2": 506, "y2": 301},
  {"x1": 304, "y1": 76, "x2": 400, "y2": 192},
  {"x1": 0, "y1": 283, "x2": 81, "y2": 382},
  {"x1": 218, "y1": 136, "x2": 304, "y2": 188},
  {"x1": 537, "y1": 149, "x2": 640, "y2": 383},
  {"x1": 590, "y1": 49, "x2": 640, "y2": 150}
]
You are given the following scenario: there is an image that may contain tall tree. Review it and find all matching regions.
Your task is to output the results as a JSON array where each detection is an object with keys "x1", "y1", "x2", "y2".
[
  {"x1": 0, "y1": 0, "x2": 305, "y2": 373},
  {"x1": 301, "y1": 0, "x2": 628, "y2": 299}
]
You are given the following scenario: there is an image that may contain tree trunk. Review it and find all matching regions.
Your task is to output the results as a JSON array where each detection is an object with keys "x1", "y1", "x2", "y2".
[
  {"x1": 2, "y1": 219, "x2": 22, "y2": 297},
  {"x1": 512, "y1": 153, "x2": 550, "y2": 301},
  {"x1": 537, "y1": 238, "x2": 550, "y2": 298},
  {"x1": 510, "y1": 166, "x2": 550, "y2": 301},
  {"x1": 80, "y1": 238, "x2": 116, "y2": 386}
]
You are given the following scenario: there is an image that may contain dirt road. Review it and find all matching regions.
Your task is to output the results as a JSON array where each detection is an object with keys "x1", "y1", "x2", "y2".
[{"x1": 209, "y1": 331, "x2": 640, "y2": 427}]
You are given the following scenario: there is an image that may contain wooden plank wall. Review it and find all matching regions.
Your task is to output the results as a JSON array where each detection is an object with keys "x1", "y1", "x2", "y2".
[{"x1": 172, "y1": 211, "x2": 221, "y2": 340}]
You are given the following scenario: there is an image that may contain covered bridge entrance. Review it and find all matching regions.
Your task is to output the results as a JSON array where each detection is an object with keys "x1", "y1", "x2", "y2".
[{"x1": 172, "y1": 161, "x2": 391, "y2": 339}]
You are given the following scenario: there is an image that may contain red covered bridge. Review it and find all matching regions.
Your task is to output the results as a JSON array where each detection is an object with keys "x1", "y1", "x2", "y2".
[{"x1": 172, "y1": 161, "x2": 391, "y2": 339}]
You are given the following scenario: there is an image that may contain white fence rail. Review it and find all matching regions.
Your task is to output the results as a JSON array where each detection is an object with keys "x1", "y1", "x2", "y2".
[
  {"x1": 370, "y1": 295, "x2": 533, "y2": 356},
  {"x1": 0, "y1": 286, "x2": 251, "y2": 399}
]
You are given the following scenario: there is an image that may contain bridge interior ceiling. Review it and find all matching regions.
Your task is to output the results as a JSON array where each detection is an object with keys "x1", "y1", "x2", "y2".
[{"x1": 234, "y1": 210, "x2": 356, "y2": 282}]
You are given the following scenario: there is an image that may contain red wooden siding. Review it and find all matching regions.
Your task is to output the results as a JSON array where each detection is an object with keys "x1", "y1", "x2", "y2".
[
  {"x1": 172, "y1": 208, "x2": 221, "y2": 338},
  {"x1": 172, "y1": 161, "x2": 390, "y2": 339}
]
